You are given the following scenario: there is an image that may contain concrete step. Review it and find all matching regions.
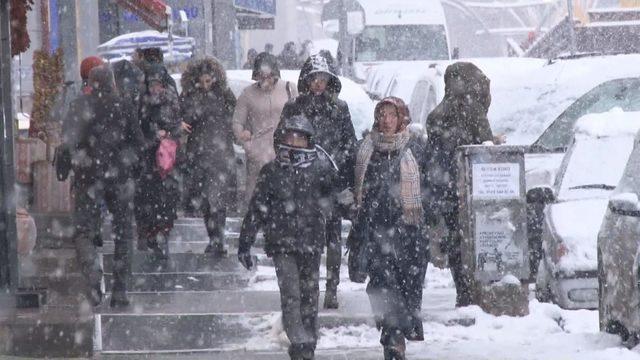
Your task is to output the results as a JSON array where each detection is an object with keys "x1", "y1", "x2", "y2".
[
  {"x1": 103, "y1": 253, "x2": 258, "y2": 293},
  {"x1": 0, "y1": 304, "x2": 94, "y2": 358},
  {"x1": 94, "y1": 289, "x2": 470, "y2": 354}
]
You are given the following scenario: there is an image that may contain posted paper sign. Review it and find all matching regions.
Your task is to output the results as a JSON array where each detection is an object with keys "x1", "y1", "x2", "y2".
[
  {"x1": 474, "y1": 210, "x2": 524, "y2": 273},
  {"x1": 472, "y1": 163, "x2": 520, "y2": 200}
]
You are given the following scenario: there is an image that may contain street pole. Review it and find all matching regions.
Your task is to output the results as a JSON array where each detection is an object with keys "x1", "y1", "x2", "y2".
[
  {"x1": 566, "y1": 0, "x2": 577, "y2": 56},
  {"x1": 0, "y1": 0, "x2": 19, "y2": 292},
  {"x1": 338, "y1": 0, "x2": 349, "y2": 75}
]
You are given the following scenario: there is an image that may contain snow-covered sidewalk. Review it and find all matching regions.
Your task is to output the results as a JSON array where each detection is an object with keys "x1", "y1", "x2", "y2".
[{"x1": 247, "y1": 262, "x2": 640, "y2": 359}]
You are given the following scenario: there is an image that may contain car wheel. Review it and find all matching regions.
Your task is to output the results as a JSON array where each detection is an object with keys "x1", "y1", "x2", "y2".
[
  {"x1": 535, "y1": 258, "x2": 554, "y2": 303},
  {"x1": 605, "y1": 320, "x2": 631, "y2": 342}
]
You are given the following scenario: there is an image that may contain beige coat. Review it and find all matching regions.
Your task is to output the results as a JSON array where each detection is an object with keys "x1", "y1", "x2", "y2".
[{"x1": 232, "y1": 80, "x2": 298, "y2": 200}]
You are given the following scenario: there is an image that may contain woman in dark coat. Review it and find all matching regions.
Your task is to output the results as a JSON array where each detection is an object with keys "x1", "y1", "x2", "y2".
[
  {"x1": 353, "y1": 97, "x2": 430, "y2": 360},
  {"x1": 134, "y1": 63, "x2": 182, "y2": 259},
  {"x1": 180, "y1": 57, "x2": 237, "y2": 255}
]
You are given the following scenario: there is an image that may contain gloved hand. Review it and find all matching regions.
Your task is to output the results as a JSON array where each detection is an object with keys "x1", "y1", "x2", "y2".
[
  {"x1": 238, "y1": 251, "x2": 253, "y2": 270},
  {"x1": 336, "y1": 188, "x2": 355, "y2": 206}
]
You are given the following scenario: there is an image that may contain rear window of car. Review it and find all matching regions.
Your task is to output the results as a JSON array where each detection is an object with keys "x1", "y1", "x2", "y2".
[{"x1": 533, "y1": 78, "x2": 640, "y2": 151}]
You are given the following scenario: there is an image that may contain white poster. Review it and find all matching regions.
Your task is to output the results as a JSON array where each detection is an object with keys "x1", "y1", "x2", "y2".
[
  {"x1": 474, "y1": 209, "x2": 524, "y2": 273},
  {"x1": 472, "y1": 163, "x2": 520, "y2": 200}
]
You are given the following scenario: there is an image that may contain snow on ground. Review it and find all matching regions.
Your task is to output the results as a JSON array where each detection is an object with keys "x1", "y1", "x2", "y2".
[{"x1": 246, "y1": 259, "x2": 640, "y2": 359}]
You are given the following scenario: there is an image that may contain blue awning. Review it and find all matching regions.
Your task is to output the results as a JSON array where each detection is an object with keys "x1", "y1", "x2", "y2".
[{"x1": 234, "y1": 0, "x2": 276, "y2": 16}]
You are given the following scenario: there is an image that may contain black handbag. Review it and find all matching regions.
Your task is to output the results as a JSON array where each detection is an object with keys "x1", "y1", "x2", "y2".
[
  {"x1": 347, "y1": 213, "x2": 371, "y2": 283},
  {"x1": 53, "y1": 145, "x2": 72, "y2": 181}
]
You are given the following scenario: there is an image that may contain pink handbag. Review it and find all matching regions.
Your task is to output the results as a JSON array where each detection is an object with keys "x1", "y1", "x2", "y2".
[{"x1": 156, "y1": 138, "x2": 178, "y2": 179}]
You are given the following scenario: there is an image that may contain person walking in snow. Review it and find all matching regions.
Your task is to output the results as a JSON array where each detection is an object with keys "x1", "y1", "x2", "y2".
[
  {"x1": 232, "y1": 52, "x2": 298, "y2": 206},
  {"x1": 134, "y1": 63, "x2": 182, "y2": 260},
  {"x1": 279, "y1": 51, "x2": 357, "y2": 309},
  {"x1": 278, "y1": 41, "x2": 300, "y2": 69},
  {"x1": 180, "y1": 57, "x2": 237, "y2": 256},
  {"x1": 352, "y1": 97, "x2": 430, "y2": 360},
  {"x1": 65, "y1": 65, "x2": 145, "y2": 308},
  {"x1": 425, "y1": 62, "x2": 504, "y2": 307},
  {"x1": 237, "y1": 113, "x2": 340, "y2": 360}
]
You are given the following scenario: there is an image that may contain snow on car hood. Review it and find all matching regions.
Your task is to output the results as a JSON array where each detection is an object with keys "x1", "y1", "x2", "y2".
[{"x1": 549, "y1": 199, "x2": 609, "y2": 273}]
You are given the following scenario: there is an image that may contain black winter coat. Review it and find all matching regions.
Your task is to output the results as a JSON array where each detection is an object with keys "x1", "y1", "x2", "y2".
[
  {"x1": 63, "y1": 92, "x2": 144, "y2": 185},
  {"x1": 426, "y1": 62, "x2": 493, "y2": 196},
  {"x1": 357, "y1": 135, "x2": 430, "y2": 243},
  {"x1": 181, "y1": 87, "x2": 237, "y2": 206},
  {"x1": 238, "y1": 149, "x2": 339, "y2": 256},
  {"x1": 139, "y1": 88, "x2": 182, "y2": 143},
  {"x1": 181, "y1": 88, "x2": 236, "y2": 164}
]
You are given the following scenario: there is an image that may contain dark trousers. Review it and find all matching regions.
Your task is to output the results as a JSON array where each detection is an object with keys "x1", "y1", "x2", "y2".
[
  {"x1": 366, "y1": 227, "x2": 428, "y2": 346},
  {"x1": 74, "y1": 178, "x2": 134, "y2": 294},
  {"x1": 185, "y1": 166, "x2": 229, "y2": 246},
  {"x1": 442, "y1": 202, "x2": 474, "y2": 307},
  {"x1": 273, "y1": 252, "x2": 322, "y2": 357},
  {"x1": 325, "y1": 215, "x2": 342, "y2": 290}
]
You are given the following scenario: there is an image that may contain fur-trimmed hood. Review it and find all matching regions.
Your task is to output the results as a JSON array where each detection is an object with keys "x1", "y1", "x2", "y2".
[{"x1": 181, "y1": 57, "x2": 229, "y2": 96}]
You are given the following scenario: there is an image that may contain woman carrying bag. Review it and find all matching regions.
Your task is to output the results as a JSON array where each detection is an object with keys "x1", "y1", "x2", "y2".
[{"x1": 349, "y1": 97, "x2": 431, "y2": 360}]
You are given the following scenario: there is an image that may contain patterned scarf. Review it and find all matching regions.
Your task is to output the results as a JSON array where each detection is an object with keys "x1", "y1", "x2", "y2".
[{"x1": 354, "y1": 131, "x2": 424, "y2": 226}]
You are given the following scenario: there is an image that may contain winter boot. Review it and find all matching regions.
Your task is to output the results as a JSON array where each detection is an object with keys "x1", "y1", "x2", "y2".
[
  {"x1": 383, "y1": 338, "x2": 406, "y2": 360},
  {"x1": 323, "y1": 283, "x2": 339, "y2": 309},
  {"x1": 148, "y1": 232, "x2": 169, "y2": 261},
  {"x1": 204, "y1": 241, "x2": 228, "y2": 257},
  {"x1": 110, "y1": 291, "x2": 130, "y2": 308}
]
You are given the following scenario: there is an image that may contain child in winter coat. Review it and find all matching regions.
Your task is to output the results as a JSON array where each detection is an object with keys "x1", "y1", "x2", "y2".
[{"x1": 237, "y1": 113, "x2": 340, "y2": 360}]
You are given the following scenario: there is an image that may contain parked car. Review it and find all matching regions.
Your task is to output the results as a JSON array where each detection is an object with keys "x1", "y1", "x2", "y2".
[
  {"x1": 534, "y1": 110, "x2": 640, "y2": 310},
  {"x1": 598, "y1": 121, "x2": 640, "y2": 346}
]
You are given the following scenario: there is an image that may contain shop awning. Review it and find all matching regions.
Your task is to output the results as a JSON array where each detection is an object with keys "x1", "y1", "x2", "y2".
[
  {"x1": 116, "y1": 0, "x2": 170, "y2": 31},
  {"x1": 234, "y1": 0, "x2": 276, "y2": 29}
]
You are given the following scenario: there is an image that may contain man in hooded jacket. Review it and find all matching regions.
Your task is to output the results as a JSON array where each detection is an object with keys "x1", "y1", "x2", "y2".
[
  {"x1": 425, "y1": 62, "x2": 499, "y2": 307},
  {"x1": 279, "y1": 51, "x2": 357, "y2": 309}
]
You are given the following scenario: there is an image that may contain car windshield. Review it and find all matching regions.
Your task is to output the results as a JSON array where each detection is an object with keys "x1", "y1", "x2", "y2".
[
  {"x1": 557, "y1": 136, "x2": 635, "y2": 200},
  {"x1": 533, "y1": 78, "x2": 640, "y2": 152},
  {"x1": 355, "y1": 25, "x2": 449, "y2": 62}
]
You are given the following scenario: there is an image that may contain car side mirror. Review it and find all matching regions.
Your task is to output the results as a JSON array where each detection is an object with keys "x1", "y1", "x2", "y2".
[
  {"x1": 526, "y1": 186, "x2": 555, "y2": 204},
  {"x1": 610, "y1": 193, "x2": 640, "y2": 217}
]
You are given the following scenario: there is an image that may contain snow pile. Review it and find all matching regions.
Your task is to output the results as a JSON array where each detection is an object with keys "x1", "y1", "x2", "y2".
[{"x1": 575, "y1": 109, "x2": 640, "y2": 138}]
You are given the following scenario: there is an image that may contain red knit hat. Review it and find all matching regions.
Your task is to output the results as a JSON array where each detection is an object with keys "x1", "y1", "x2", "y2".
[{"x1": 80, "y1": 56, "x2": 104, "y2": 80}]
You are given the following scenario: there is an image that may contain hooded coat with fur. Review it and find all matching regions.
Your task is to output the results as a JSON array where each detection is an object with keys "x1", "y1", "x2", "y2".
[{"x1": 180, "y1": 57, "x2": 237, "y2": 207}]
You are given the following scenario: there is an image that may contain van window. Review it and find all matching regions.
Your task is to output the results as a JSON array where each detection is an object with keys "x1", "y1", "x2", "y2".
[{"x1": 355, "y1": 25, "x2": 449, "y2": 61}]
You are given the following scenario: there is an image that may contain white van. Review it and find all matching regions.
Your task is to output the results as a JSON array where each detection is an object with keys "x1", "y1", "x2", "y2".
[{"x1": 322, "y1": 0, "x2": 451, "y2": 80}]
